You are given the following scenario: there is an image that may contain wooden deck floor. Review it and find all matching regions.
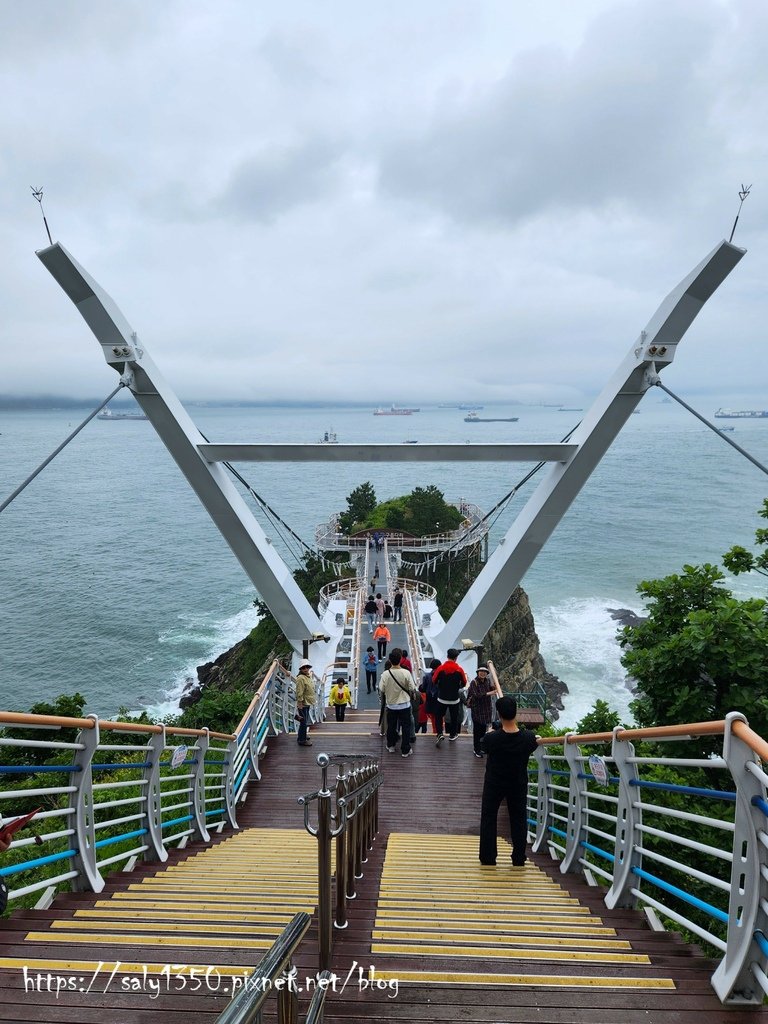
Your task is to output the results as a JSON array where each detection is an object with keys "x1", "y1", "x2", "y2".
[{"x1": 0, "y1": 709, "x2": 765, "y2": 1022}]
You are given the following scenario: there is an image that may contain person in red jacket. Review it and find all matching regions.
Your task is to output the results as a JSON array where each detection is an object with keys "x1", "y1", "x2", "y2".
[{"x1": 432, "y1": 648, "x2": 468, "y2": 747}]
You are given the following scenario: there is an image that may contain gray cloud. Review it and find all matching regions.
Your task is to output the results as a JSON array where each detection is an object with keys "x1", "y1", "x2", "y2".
[
  {"x1": 0, "y1": 0, "x2": 765, "y2": 407},
  {"x1": 378, "y1": 0, "x2": 729, "y2": 224}
]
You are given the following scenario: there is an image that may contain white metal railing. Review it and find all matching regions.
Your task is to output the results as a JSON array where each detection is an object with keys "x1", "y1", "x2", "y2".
[
  {"x1": 0, "y1": 661, "x2": 302, "y2": 909},
  {"x1": 402, "y1": 589, "x2": 426, "y2": 683},
  {"x1": 315, "y1": 500, "x2": 489, "y2": 554},
  {"x1": 529, "y1": 712, "x2": 768, "y2": 1006}
]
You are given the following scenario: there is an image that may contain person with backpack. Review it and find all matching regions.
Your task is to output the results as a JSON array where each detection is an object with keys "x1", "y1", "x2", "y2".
[
  {"x1": 419, "y1": 658, "x2": 441, "y2": 735},
  {"x1": 379, "y1": 647, "x2": 419, "y2": 758},
  {"x1": 431, "y1": 648, "x2": 468, "y2": 747},
  {"x1": 363, "y1": 646, "x2": 378, "y2": 693}
]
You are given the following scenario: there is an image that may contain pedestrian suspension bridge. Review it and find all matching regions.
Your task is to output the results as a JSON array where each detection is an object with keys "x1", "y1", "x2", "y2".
[{"x1": 3, "y1": 235, "x2": 768, "y2": 1020}]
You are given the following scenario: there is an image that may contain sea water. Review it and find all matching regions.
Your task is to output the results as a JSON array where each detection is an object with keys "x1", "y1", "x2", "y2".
[{"x1": 1, "y1": 401, "x2": 766, "y2": 726}]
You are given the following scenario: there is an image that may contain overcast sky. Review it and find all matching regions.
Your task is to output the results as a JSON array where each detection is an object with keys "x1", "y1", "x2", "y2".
[{"x1": 1, "y1": 0, "x2": 765, "y2": 405}]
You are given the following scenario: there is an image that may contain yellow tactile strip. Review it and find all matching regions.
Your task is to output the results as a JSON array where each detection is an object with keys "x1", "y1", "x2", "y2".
[
  {"x1": 372, "y1": 833, "x2": 676, "y2": 988},
  {"x1": 20, "y1": 828, "x2": 322, "y2": 956}
]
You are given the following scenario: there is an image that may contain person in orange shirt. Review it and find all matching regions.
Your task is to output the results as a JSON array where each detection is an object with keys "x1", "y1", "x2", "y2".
[{"x1": 373, "y1": 622, "x2": 391, "y2": 661}]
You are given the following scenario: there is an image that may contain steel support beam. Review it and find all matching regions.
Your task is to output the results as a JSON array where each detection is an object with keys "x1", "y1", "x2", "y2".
[
  {"x1": 197, "y1": 442, "x2": 577, "y2": 463},
  {"x1": 37, "y1": 242, "x2": 323, "y2": 648},
  {"x1": 434, "y1": 239, "x2": 745, "y2": 650}
]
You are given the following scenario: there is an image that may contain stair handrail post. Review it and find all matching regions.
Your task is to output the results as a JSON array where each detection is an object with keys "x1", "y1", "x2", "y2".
[
  {"x1": 352, "y1": 767, "x2": 365, "y2": 880},
  {"x1": 247, "y1": 695, "x2": 264, "y2": 784},
  {"x1": 223, "y1": 736, "x2": 239, "y2": 830},
  {"x1": 605, "y1": 725, "x2": 642, "y2": 909},
  {"x1": 334, "y1": 761, "x2": 349, "y2": 931},
  {"x1": 191, "y1": 728, "x2": 211, "y2": 843},
  {"x1": 70, "y1": 714, "x2": 104, "y2": 893},
  {"x1": 712, "y1": 712, "x2": 768, "y2": 1004},
  {"x1": 531, "y1": 742, "x2": 550, "y2": 853},
  {"x1": 560, "y1": 734, "x2": 587, "y2": 874},
  {"x1": 142, "y1": 727, "x2": 169, "y2": 863}
]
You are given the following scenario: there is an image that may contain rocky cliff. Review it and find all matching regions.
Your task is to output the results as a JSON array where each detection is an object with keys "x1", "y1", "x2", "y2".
[
  {"x1": 484, "y1": 586, "x2": 567, "y2": 716},
  {"x1": 182, "y1": 582, "x2": 566, "y2": 719}
]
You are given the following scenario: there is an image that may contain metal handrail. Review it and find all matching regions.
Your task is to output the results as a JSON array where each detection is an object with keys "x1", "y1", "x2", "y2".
[
  {"x1": 527, "y1": 710, "x2": 768, "y2": 1005},
  {"x1": 298, "y1": 752, "x2": 381, "y2": 970},
  {"x1": 214, "y1": 912, "x2": 312, "y2": 1024},
  {"x1": 0, "y1": 662, "x2": 294, "y2": 908}
]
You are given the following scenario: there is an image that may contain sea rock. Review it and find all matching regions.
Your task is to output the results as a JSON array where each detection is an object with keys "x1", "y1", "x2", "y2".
[
  {"x1": 607, "y1": 607, "x2": 646, "y2": 629},
  {"x1": 484, "y1": 587, "x2": 568, "y2": 718}
]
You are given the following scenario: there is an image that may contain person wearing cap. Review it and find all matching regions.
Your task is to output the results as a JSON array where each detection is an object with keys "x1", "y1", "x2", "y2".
[
  {"x1": 295, "y1": 660, "x2": 316, "y2": 746},
  {"x1": 466, "y1": 665, "x2": 497, "y2": 758}
]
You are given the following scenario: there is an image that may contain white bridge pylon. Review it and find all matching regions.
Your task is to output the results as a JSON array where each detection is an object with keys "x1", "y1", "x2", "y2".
[{"x1": 38, "y1": 239, "x2": 744, "y2": 658}]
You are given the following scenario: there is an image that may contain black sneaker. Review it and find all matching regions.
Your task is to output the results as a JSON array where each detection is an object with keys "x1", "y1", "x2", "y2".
[
  {"x1": 474, "y1": 751, "x2": 484, "y2": 758},
  {"x1": 436, "y1": 734, "x2": 444, "y2": 747}
]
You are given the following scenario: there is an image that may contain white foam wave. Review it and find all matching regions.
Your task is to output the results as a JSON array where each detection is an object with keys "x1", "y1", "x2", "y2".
[
  {"x1": 535, "y1": 596, "x2": 641, "y2": 728},
  {"x1": 145, "y1": 604, "x2": 261, "y2": 719}
]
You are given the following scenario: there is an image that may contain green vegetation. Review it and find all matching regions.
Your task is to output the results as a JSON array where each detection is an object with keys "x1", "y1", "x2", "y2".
[
  {"x1": 620, "y1": 563, "x2": 768, "y2": 754},
  {"x1": 338, "y1": 483, "x2": 463, "y2": 537}
]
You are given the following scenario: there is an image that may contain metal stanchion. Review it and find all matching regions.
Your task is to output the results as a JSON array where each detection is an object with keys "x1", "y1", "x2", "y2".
[{"x1": 298, "y1": 753, "x2": 381, "y2": 971}]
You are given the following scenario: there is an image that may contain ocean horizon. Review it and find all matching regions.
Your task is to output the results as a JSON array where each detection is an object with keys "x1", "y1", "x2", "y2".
[{"x1": 2, "y1": 400, "x2": 767, "y2": 727}]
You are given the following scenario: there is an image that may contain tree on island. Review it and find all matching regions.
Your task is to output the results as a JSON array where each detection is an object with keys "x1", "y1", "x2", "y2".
[
  {"x1": 338, "y1": 482, "x2": 377, "y2": 534},
  {"x1": 619, "y1": 501, "x2": 768, "y2": 753},
  {"x1": 338, "y1": 482, "x2": 463, "y2": 537}
]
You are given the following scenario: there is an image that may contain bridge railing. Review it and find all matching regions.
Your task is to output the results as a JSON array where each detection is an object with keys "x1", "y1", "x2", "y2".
[
  {"x1": 529, "y1": 711, "x2": 768, "y2": 1005},
  {"x1": 0, "y1": 662, "x2": 302, "y2": 911}
]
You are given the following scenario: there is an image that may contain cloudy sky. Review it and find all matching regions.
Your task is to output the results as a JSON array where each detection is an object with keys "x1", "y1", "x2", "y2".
[{"x1": 1, "y1": 0, "x2": 765, "y2": 405}]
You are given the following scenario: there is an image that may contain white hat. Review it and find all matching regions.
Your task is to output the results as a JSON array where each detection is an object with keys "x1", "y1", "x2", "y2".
[
  {"x1": 299, "y1": 659, "x2": 312, "y2": 669},
  {"x1": 477, "y1": 665, "x2": 489, "y2": 673}
]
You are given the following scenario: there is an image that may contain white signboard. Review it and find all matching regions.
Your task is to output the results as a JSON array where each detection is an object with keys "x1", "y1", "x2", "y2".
[
  {"x1": 170, "y1": 744, "x2": 188, "y2": 770},
  {"x1": 588, "y1": 754, "x2": 609, "y2": 786}
]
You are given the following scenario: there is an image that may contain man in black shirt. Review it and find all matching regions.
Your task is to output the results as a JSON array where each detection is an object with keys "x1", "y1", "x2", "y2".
[{"x1": 479, "y1": 696, "x2": 538, "y2": 866}]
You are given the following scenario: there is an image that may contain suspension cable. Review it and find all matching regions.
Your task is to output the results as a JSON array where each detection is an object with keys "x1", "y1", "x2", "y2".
[
  {"x1": 400, "y1": 420, "x2": 583, "y2": 572},
  {"x1": 197, "y1": 429, "x2": 316, "y2": 564},
  {"x1": 653, "y1": 380, "x2": 768, "y2": 478},
  {"x1": 0, "y1": 383, "x2": 126, "y2": 515}
]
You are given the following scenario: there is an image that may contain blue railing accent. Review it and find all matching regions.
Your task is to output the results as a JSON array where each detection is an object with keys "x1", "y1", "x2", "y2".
[
  {"x1": 0, "y1": 764, "x2": 81, "y2": 774},
  {"x1": 632, "y1": 866, "x2": 729, "y2": 924},
  {"x1": 751, "y1": 795, "x2": 768, "y2": 817},
  {"x1": 161, "y1": 814, "x2": 195, "y2": 830},
  {"x1": 92, "y1": 762, "x2": 152, "y2": 771},
  {"x1": 205, "y1": 808, "x2": 226, "y2": 818},
  {"x1": 237, "y1": 717, "x2": 253, "y2": 744},
  {"x1": 629, "y1": 778, "x2": 736, "y2": 802},
  {"x1": 547, "y1": 825, "x2": 567, "y2": 838},
  {"x1": 235, "y1": 759, "x2": 251, "y2": 792},
  {"x1": 159, "y1": 758, "x2": 199, "y2": 768},
  {"x1": 580, "y1": 840, "x2": 615, "y2": 863},
  {"x1": 578, "y1": 771, "x2": 619, "y2": 785},
  {"x1": 94, "y1": 828, "x2": 149, "y2": 850},
  {"x1": 546, "y1": 770, "x2": 571, "y2": 778},
  {"x1": 754, "y1": 930, "x2": 768, "y2": 958},
  {"x1": 0, "y1": 849, "x2": 77, "y2": 877},
  {"x1": 205, "y1": 759, "x2": 229, "y2": 766}
]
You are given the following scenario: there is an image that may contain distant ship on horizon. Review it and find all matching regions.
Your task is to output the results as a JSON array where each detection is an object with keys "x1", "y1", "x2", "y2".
[
  {"x1": 97, "y1": 408, "x2": 148, "y2": 421},
  {"x1": 714, "y1": 408, "x2": 768, "y2": 419},
  {"x1": 464, "y1": 410, "x2": 519, "y2": 423},
  {"x1": 373, "y1": 404, "x2": 419, "y2": 416}
]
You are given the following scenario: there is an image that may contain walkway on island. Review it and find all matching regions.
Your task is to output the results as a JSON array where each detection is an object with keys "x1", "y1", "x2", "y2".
[{"x1": 1, "y1": 708, "x2": 760, "y2": 1023}]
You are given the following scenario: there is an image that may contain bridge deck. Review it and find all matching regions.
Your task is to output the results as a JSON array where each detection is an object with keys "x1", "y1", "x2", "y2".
[{"x1": 0, "y1": 711, "x2": 764, "y2": 1022}]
